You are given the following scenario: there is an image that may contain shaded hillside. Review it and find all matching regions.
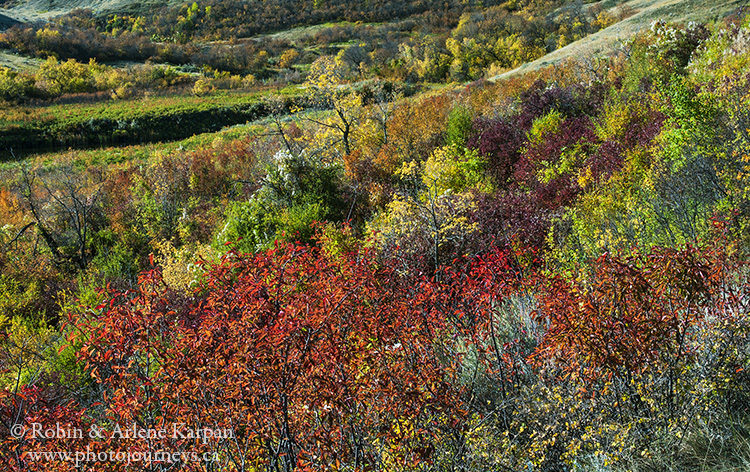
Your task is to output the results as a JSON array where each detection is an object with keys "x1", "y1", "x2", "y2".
[{"x1": 0, "y1": 11, "x2": 20, "y2": 28}]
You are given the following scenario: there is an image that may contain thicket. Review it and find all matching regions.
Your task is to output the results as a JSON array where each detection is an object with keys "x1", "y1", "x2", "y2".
[
  {"x1": 0, "y1": 57, "x2": 192, "y2": 103},
  {"x1": 0, "y1": 22, "x2": 282, "y2": 75},
  {"x1": 2, "y1": 13, "x2": 750, "y2": 472},
  {"x1": 126, "y1": 0, "x2": 509, "y2": 42},
  {"x1": 0, "y1": 0, "x2": 621, "y2": 89}
]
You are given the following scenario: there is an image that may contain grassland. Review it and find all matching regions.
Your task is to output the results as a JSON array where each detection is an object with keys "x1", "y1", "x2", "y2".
[
  {"x1": 0, "y1": 87, "x2": 307, "y2": 160},
  {"x1": 0, "y1": 49, "x2": 39, "y2": 69},
  {"x1": 0, "y1": 118, "x2": 269, "y2": 178},
  {"x1": 0, "y1": 0, "x2": 178, "y2": 22}
]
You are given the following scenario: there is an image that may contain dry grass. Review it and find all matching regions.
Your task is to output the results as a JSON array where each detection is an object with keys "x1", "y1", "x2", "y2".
[
  {"x1": 0, "y1": 0, "x2": 180, "y2": 22},
  {"x1": 0, "y1": 49, "x2": 40, "y2": 69}
]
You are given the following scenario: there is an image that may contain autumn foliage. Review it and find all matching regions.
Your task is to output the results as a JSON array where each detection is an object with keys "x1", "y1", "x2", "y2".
[
  {"x1": 2, "y1": 12, "x2": 750, "y2": 472},
  {"x1": 48, "y1": 244, "x2": 476, "y2": 471}
]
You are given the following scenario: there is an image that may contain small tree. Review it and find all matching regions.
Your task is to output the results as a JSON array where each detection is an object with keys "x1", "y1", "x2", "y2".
[
  {"x1": 305, "y1": 56, "x2": 363, "y2": 157},
  {"x1": 19, "y1": 165, "x2": 103, "y2": 271}
]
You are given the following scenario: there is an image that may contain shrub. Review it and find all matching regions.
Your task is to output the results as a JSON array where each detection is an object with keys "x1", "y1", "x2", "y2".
[
  {"x1": 446, "y1": 104, "x2": 474, "y2": 146},
  {"x1": 216, "y1": 150, "x2": 347, "y2": 252},
  {"x1": 467, "y1": 116, "x2": 523, "y2": 187}
]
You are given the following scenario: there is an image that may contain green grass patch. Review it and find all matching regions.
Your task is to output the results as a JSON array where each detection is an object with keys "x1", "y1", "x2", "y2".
[{"x1": 0, "y1": 87, "x2": 306, "y2": 160}]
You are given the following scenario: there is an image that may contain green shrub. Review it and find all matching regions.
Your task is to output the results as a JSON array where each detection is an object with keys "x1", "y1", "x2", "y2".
[{"x1": 446, "y1": 105, "x2": 474, "y2": 146}]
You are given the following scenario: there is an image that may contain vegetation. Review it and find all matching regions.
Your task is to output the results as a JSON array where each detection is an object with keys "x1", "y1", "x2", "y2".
[
  {"x1": 1, "y1": 3, "x2": 750, "y2": 472},
  {"x1": 0, "y1": 0, "x2": 624, "y2": 92},
  {"x1": 1, "y1": 90, "x2": 274, "y2": 157}
]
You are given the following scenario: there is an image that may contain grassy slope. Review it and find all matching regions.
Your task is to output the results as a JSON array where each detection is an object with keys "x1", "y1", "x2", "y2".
[
  {"x1": 490, "y1": 0, "x2": 745, "y2": 81},
  {"x1": 0, "y1": 49, "x2": 40, "y2": 69},
  {"x1": 0, "y1": 0, "x2": 178, "y2": 22},
  {"x1": 0, "y1": 86, "x2": 307, "y2": 160},
  {"x1": 0, "y1": 119, "x2": 264, "y2": 174}
]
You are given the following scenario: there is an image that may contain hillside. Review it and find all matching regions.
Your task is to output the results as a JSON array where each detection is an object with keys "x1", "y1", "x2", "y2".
[
  {"x1": 491, "y1": 0, "x2": 746, "y2": 80},
  {"x1": 1, "y1": 3, "x2": 750, "y2": 472},
  {"x1": 0, "y1": 11, "x2": 19, "y2": 28},
  {"x1": 0, "y1": 0, "x2": 171, "y2": 21},
  {"x1": 0, "y1": 0, "x2": 497, "y2": 30}
]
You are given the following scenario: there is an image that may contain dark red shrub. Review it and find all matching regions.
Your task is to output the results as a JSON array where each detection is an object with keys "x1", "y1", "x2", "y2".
[{"x1": 467, "y1": 117, "x2": 523, "y2": 187}]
